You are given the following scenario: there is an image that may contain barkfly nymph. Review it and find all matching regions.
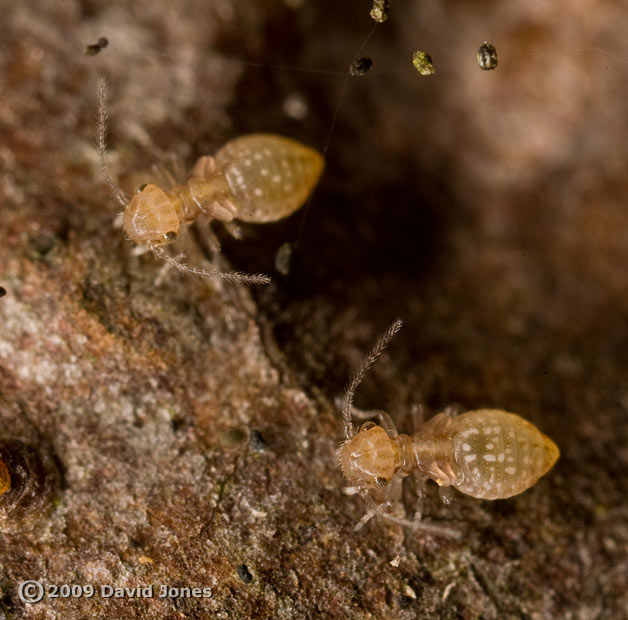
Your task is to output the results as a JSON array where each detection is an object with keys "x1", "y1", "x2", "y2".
[
  {"x1": 97, "y1": 79, "x2": 324, "y2": 284},
  {"x1": 337, "y1": 320, "x2": 560, "y2": 537}
]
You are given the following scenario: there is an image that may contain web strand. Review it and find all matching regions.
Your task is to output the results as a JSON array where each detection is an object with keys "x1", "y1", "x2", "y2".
[{"x1": 294, "y1": 23, "x2": 379, "y2": 248}]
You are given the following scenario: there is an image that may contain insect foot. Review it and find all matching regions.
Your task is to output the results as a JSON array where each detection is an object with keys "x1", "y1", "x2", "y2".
[
  {"x1": 97, "y1": 78, "x2": 324, "y2": 285},
  {"x1": 337, "y1": 321, "x2": 560, "y2": 536}
]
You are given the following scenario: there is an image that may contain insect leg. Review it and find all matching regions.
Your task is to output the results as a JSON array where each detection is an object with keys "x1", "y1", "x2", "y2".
[
  {"x1": 205, "y1": 198, "x2": 238, "y2": 221},
  {"x1": 442, "y1": 404, "x2": 462, "y2": 418},
  {"x1": 153, "y1": 251, "x2": 179, "y2": 287},
  {"x1": 354, "y1": 501, "x2": 384, "y2": 531},
  {"x1": 411, "y1": 471, "x2": 427, "y2": 522},
  {"x1": 363, "y1": 481, "x2": 460, "y2": 538},
  {"x1": 342, "y1": 485, "x2": 362, "y2": 496},
  {"x1": 410, "y1": 403, "x2": 425, "y2": 430},
  {"x1": 346, "y1": 407, "x2": 382, "y2": 420},
  {"x1": 190, "y1": 155, "x2": 216, "y2": 178},
  {"x1": 419, "y1": 412, "x2": 453, "y2": 435},
  {"x1": 438, "y1": 486, "x2": 454, "y2": 506},
  {"x1": 385, "y1": 513, "x2": 460, "y2": 539},
  {"x1": 151, "y1": 162, "x2": 179, "y2": 187},
  {"x1": 387, "y1": 478, "x2": 459, "y2": 537},
  {"x1": 423, "y1": 460, "x2": 455, "y2": 487},
  {"x1": 142, "y1": 246, "x2": 188, "y2": 287},
  {"x1": 340, "y1": 407, "x2": 399, "y2": 438},
  {"x1": 223, "y1": 221, "x2": 243, "y2": 240},
  {"x1": 204, "y1": 225, "x2": 222, "y2": 253},
  {"x1": 354, "y1": 493, "x2": 394, "y2": 531},
  {"x1": 353, "y1": 474, "x2": 402, "y2": 531},
  {"x1": 376, "y1": 411, "x2": 398, "y2": 438}
]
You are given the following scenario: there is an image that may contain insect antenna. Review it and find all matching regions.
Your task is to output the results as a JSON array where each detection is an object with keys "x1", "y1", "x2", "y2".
[
  {"x1": 340, "y1": 319, "x2": 403, "y2": 439},
  {"x1": 97, "y1": 77, "x2": 129, "y2": 209},
  {"x1": 151, "y1": 246, "x2": 271, "y2": 285}
]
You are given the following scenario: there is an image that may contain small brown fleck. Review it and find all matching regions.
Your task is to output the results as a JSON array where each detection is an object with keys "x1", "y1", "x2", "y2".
[
  {"x1": 370, "y1": 0, "x2": 390, "y2": 22},
  {"x1": 85, "y1": 37, "x2": 109, "y2": 56},
  {"x1": 477, "y1": 42, "x2": 498, "y2": 70},
  {"x1": 350, "y1": 57, "x2": 373, "y2": 76},
  {"x1": 412, "y1": 51, "x2": 435, "y2": 76},
  {"x1": 249, "y1": 429, "x2": 266, "y2": 452},
  {"x1": 275, "y1": 242, "x2": 295, "y2": 276},
  {"x1": 237, "y1": 564, "x2": 253, "y2": 583}
]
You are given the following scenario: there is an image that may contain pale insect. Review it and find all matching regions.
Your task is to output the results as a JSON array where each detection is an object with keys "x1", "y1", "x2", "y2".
[
  {"x1": 97, "y1": 78, "x2": 324, "y2": 284},
  {"x1": 337, "y1": 320, "x2": 560, "y2": 536}
]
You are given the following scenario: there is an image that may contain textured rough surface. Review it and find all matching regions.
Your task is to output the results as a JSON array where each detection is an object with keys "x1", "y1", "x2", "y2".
[{"x1": 1, "y1": 0, "x2": 627, "y2": 618}]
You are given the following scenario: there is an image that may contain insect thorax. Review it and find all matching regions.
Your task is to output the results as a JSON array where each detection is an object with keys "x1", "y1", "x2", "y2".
[
  {"x1": 412, "y1": 436, "x2": 457, "y2": 487},
  {"x1": 181, "y1": 173, "x2": 237, "y2": 222}
]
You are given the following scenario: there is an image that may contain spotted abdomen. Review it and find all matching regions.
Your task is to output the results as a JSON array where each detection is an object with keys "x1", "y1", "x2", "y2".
[
  {"x1": 450, "y1": 409, "x2": 559, "y2": 499},
  {"x1": 215, "y1": 134, "x2": 324, "y2": 223}
]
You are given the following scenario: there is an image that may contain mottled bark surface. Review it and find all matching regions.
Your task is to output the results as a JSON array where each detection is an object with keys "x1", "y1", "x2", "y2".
[{"x1": 1, "y1": 0, "x2": 627, "y2": 618}]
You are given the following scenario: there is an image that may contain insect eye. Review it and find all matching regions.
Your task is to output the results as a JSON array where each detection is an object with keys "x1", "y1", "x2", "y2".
[
  {"x1": 136, "y1": 184, "x2": 148, "y2": 193},
  {"x1": 359, "y1": 421, "x2": 377, "y2": 432},
  {"x1": 164, "y1": 231, "x2": 178, "y2": 241},
  {"x1": 375, "y1": 477, "x2": 388, "y2": 487}
]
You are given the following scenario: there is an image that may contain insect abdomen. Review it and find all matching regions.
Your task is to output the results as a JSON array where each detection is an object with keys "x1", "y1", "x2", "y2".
[
  {"x1": 450, "y1": 409, "x2": 559, "y2": 499},
  {"x1": 215, "y1": 134, "x2": 324, "y2": 223}
]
